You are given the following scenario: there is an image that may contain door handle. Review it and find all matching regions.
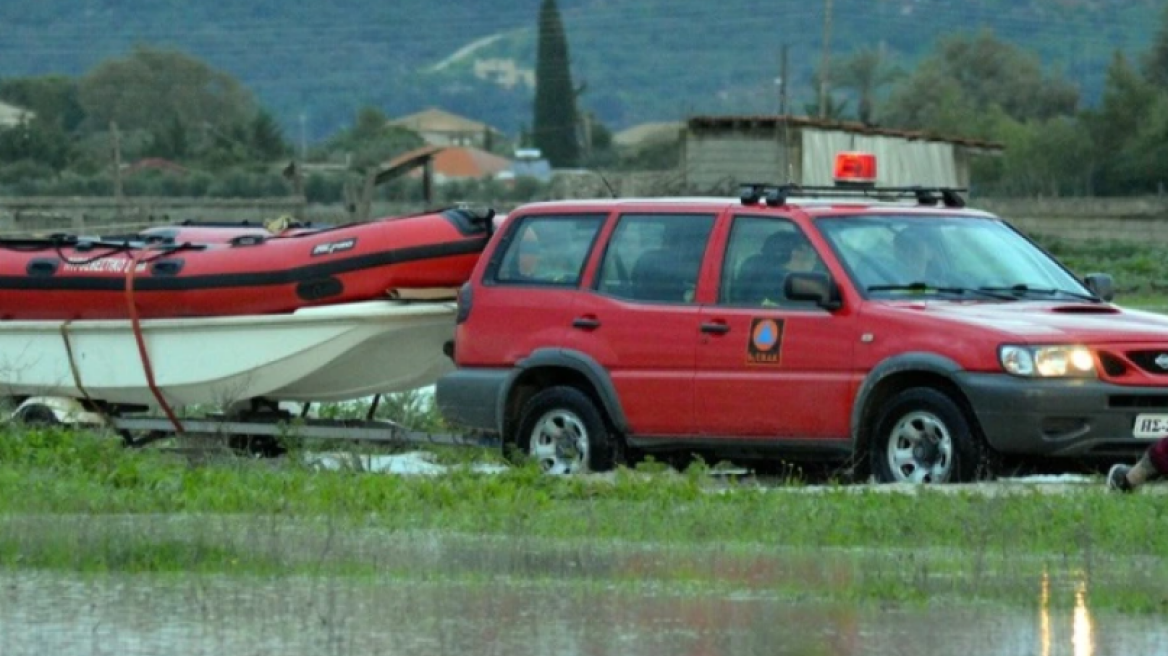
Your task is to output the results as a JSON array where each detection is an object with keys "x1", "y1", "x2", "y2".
[
  {"x1": 700, "y1": 321, "x2": 730, "y2": 335},
  {"x1": 572, "y1": 316, "x2": 601, "y2": 330}
]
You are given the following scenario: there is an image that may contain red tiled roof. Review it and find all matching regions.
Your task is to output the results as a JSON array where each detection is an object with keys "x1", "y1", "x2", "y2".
[{"x1": 431, "y1": 146, "x2": 511, "y2": 179}]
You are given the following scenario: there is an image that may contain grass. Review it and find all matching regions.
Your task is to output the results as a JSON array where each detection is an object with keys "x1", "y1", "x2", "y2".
[
  {"x1": 3, "y1": 426, "x2": 1166, "y2": 556},
  {"x1": 6, "y1": 242, "x2": 1168, "y2": 614},
  {"x1": 1, "y1": 418, "x2": 1167, "y2": 613}
]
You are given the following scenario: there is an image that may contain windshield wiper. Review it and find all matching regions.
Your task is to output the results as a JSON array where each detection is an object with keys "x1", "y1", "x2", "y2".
[
  {"x1": 868, "y1": 283, "x2": 1017, "y2": 300},
  {"x1": 978, "y1": 284, "x2": 1100, "y2": 302}
]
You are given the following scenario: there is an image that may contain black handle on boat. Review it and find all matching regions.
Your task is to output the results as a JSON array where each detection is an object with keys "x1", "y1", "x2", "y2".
[{"x1": 0, "y1": 235, "x2": 209, "y2": 252}]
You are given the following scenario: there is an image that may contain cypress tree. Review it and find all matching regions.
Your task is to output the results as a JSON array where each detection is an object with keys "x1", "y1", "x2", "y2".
[
  {"x1": 1145, "y1": 3, "x2": 1168, "y2": 87},
  {"x1": 533, "y1": 0, "x2": 579, "y2": 167}
]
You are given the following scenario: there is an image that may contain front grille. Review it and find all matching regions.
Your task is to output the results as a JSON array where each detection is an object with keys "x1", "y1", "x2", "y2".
[
  {"x1": 1098, "y1": 351, "x2": 1128, "y2": 377},
  {"x1": 1126, "y1": 350, "x2": 1168, "y2": 376},
  {"x1": 1110, "y1": 395, "x2": 1168, "y2": 409}
]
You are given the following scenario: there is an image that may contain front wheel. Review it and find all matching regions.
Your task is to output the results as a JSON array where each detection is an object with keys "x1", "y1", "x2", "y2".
[
  {"x1": 871, "y1": 388, "x2": 986, "y2": 484},
  {"x1": 512, "y1": 386, "x2": 614, "y2": 475}
]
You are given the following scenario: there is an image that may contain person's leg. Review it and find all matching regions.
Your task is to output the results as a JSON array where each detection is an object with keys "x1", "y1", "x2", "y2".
[{"x1": 1109, "y1": 435, "x2": 1168, "y2": 492}]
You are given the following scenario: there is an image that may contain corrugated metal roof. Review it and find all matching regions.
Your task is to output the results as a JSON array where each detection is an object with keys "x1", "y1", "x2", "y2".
[{"x1": 687, "y1": 114, "x2": 1003, "y2": 150}]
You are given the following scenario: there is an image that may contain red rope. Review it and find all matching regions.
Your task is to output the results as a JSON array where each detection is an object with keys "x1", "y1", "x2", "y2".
[{"x1": 125, "y1": 249, "x2": 184, "y2": 434}]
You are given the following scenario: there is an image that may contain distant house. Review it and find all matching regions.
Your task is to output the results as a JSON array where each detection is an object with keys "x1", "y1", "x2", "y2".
[
  {"x1": 0, "y1": 100, "x2": 34, "y2": 128},
  {"x1": 498, "y1": 148, "x2": 552, "y2": 182},
  {"x1": 387, "y1": 107, "x2": 504, "y2": 149},
  {"x1": 429, "y1": 146, "x2": 512, "y2": 182},
  {"x1": 376, "y1": 145, "x2": 512, "y2": 185},
  {"x1": 683, "y1": 115, "x2": 1003, "y2": 191}
]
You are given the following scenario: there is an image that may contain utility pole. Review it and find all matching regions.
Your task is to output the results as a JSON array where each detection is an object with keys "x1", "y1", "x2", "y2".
[
  {"x1": 298, "y1": 112, "x2": 307, "y2": 160},
  {"x1": 779, "y1": 44, "x2": 792, "y2": 182},
  {"x1": 819, "y1": 0, "x2": 833, "y2": 118},
  {"x1": 110, "y1": 121, "x2": 123, "y2": 215},
  {"x1": 779, "y1": 44, "x2": 789, "y2": 116}
]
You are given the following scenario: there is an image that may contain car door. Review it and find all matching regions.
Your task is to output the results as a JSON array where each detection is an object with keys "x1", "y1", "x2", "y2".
[
  {"x1": 561, "y1": 212, "x2": 716, "y2": 437},
  {"x1": 695, "y1": 214, "x2": 857, "y2": 439},
  {"x1": 460, "y1": 212, "x2": 608, "y2": 366}
]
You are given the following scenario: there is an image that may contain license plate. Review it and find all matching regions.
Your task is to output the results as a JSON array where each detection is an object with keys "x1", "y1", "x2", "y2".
[{"x1": 1133, "y1": 414, "x2": 1168, "y2": 439}]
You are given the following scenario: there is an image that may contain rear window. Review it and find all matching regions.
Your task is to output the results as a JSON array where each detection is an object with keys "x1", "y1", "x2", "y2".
[{"x1": 491, "y1": 214, "x2": 606, "y2": 286}]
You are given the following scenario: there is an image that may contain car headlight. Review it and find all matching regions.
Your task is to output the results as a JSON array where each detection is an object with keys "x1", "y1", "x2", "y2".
[{"x1": 999, "y1": 345, "x2": 1096, "y2": 377}]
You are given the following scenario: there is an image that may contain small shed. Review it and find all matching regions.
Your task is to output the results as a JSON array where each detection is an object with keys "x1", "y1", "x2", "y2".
[{"x1": 682, "y1": 115, "x2": 1003, "y2": 192}]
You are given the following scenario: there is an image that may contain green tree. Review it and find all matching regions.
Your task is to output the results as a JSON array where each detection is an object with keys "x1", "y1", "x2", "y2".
[
  {"x1": 0, "y1": 75, "x2": 84, "y2": 131},
  {"x1": 249, "y1": 109, "x2": 289, "y2": 161},
  {"x1": 802, "y1": 94, "x2": 850, "y2": 122},
  {"x1": 0, "y1": 118, "x2": 73, "y2": 172},
  {"x1": 881, "y1": 31, "x2": 1078, "y2": 136},
  {"x1": 1084, "y1": 52, "x2": 1168, "y2": 194},
  {"x1": 832, "y1": 48, "x2": 901, "y2": 125},
  {"x1": 1144, "y1": 2, "x2": 1168, "y2": 87},
  {"x1": 978, "y1": 115, "x2": 1094, "y2": 196},
  {"x1": 78, "y1": 46, "x2": 254, "y2": 136},
  {"x1": 145, "y1": 115, "x2": 189, "y2": 159},
  {"x1": 533, "y1": 0, "x2": 580, "y2": 167},
  {"x1": 322, "y1": 106, "x2": 423, "y2": 172}
]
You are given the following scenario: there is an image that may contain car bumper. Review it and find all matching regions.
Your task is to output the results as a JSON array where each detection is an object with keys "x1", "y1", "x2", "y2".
[
  {"x1": 435, "y1": 368, "x2": 510, "y2": 434},
  {"x1": 955, "y1": 372, "x2": 1168, "y2": 458}
]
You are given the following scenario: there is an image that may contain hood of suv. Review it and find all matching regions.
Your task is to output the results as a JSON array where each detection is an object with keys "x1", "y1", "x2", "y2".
[{"x1": 879, "y1": 300, "x2": 1168, "y2": 343}]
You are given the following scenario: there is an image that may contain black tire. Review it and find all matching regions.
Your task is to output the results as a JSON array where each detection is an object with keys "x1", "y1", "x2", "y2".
[
  {"x1": 228, "y1": 434, "x2": 286, "y2": 458},
  {"x1": 512, "y1": 386, "x2": 614, "y2": 474},
  {"x1": 17, "y1": 404, "x2": 60, "y2": 426},
  {"x1": 871, "y1": 387, "x2": 988, "y2": 484}
]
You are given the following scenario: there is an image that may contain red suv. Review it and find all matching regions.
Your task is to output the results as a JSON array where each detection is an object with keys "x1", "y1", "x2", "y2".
[{"x1": 437, "y1": 155, "x2": 1168, "y2": 483}]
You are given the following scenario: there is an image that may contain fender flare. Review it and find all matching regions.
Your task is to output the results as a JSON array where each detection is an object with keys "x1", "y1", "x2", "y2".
[
  {"x1": 497, "y1": 348, "x2": 629, "y2": 434},
  {"x1": 850, "y1": 352, "x2": 964, "y2": 447}
]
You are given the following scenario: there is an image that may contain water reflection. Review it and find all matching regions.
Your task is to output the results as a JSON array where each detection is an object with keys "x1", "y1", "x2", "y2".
[
  {"x1": 1073, "y1": 577, "x2": 1095, "y2": 656},
  {"x1": 1040, "y1": 569, "x2": 1097, "y2": 656},
  {"x1": 0, "y1": 519, "x2": 1162, "y2": 656},
  {"x1": 1, "y1": 567, "x2": 1159, "y2": 656}
]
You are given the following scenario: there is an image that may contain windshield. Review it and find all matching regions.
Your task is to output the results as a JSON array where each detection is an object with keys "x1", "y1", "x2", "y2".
[{"x1": 816, "y1": 214, "x2": 1095, "y2": 301}]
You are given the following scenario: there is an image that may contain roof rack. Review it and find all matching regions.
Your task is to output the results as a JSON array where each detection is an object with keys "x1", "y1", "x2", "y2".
[{"x1": 738, "y1": 183, "x2": 967, "y2": 209}]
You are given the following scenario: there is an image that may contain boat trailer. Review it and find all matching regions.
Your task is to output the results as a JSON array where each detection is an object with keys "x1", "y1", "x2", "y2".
[{"x1": 7, "y1": 395, "x2": 499, "y2": 455}]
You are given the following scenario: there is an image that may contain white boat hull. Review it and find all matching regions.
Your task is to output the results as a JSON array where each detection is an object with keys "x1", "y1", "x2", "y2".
[{"x1": 0, "y1": 301, "x2": 457, "y2": 407}]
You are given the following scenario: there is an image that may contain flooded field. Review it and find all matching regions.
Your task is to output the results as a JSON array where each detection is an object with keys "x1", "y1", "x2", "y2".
[
  {"x1": 1, "y1": 519, "x2": 1165, "y2": 656},
  {"x1": 2, "y1": 561, "x2": 1164, "y2": 656}
]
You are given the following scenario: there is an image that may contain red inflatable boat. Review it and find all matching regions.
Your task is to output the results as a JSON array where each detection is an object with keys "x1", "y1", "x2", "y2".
[{"x1": 0, "y1": 207, "x2": 493, "y2": 320}]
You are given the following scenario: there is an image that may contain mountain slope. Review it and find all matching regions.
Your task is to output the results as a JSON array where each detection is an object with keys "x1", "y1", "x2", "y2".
[{"x1": 0, "y1": 0, "x2": 1161, "y2": 141}]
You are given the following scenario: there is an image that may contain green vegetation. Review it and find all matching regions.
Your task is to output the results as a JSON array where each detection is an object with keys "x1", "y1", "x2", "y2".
[
  {"x1": 533, "y1": 0, "x2": 580, "y2": 167},
  {"x1": 4, "y1": 1, "x2": 1168, "y2": 194},
  {"x1": 0, "y1": 426, "x2": 1163, "y2": 555},
  {"x1": 1039, "y1": 235, "x2": 1168, "y2": 302},
  {"x1": 2, "y1": 426, "x2": 1167, "y2": 611}
]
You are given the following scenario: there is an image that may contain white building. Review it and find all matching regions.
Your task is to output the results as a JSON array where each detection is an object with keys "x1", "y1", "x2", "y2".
[{"x1": 683, "y1": 115, "x2": 1003, "y2": 192}]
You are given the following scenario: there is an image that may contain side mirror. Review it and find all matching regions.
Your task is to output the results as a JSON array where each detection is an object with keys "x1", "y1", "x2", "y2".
[
  {"x1": 785, "y1": 272, "x2": 842, "y2": 310},
  {"x1": 1082, "y1": 273, "x2": 1114, "y2": 302}
]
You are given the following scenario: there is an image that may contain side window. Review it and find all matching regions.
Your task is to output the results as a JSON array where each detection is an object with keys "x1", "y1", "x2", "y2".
[
  {"x1": 492, "y1": 214, "x2": 605, "y2": 286},
  {"x1": 596, "y1": 213, "x2": 715, "y2": 304},
  {"x1": 720, "y1": 216, "x2": 825, "y2": 306}
]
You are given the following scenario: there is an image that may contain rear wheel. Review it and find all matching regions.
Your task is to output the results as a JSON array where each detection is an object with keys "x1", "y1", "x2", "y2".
[
  {"x1": 871, "y1": 388, "x2": 985, "y2": 484},
  {"x1": 16, "y1": 404, "x2": 59, "y2": 426},
  {"x1": 513, "y1": 386, "x2": 614, "y2": 475}
]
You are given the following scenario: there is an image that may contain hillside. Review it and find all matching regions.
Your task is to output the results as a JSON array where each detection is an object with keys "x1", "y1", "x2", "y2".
[{"x1": 0, "y1": 0, "x2": 1163, "y2": 141}]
